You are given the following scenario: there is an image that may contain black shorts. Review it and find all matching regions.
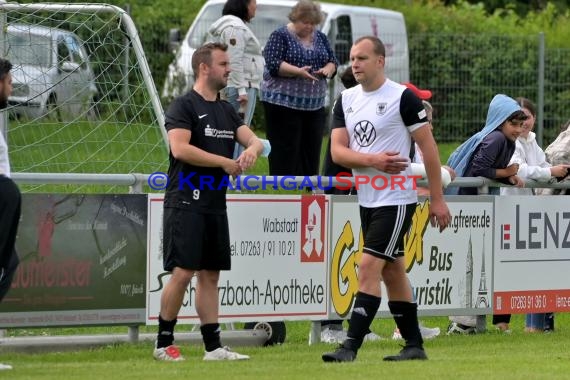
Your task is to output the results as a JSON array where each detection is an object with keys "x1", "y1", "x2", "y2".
[
  {"x1": 162, "y1": 207, "x2": 231, "y2": 271},
  {"x1": 359, "y1": 203, "x2": 416, "y2": 262},
  {"x1": 0, "y1": 175, "x2": 21, "y2": 302}
]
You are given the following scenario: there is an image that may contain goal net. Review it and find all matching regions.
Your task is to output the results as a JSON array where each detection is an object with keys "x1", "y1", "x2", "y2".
[{"x1": 0, "y1": 3, "x2": 168, "y2": 192}]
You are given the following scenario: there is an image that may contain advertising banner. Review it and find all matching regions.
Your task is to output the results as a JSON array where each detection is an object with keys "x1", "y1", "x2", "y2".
[
  {"x1": 0, "y1": 194, "x2": 147, "y2": 327},
  {"x1": 494, "y1": 196, "x2": 570, "y2": 314},
  {"x1": 146, "y1": 194, "x2": 329, "y2": 324},
  {"x1": 328, "y1": 196, "x2": 494, "y2": 318}
]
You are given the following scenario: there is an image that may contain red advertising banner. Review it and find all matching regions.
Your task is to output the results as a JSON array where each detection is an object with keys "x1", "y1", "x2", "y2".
[
  {"x1": 494, "y1": 289, "x2": 570, "y2": 314},
  {"x1": 0, "y1": 194, "x2": 147, "y2": 327},
  {"x1": 493, "y1": 196, "x2": 570, "y2": 314}
]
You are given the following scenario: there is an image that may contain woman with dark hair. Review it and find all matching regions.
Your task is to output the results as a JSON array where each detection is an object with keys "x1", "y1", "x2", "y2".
[
  {"x1": 261, "y1": 0, "x2": 338, "y2": 176},
  {"x1": 208, "y1": 0, "x2": 264, "y2": 157}
]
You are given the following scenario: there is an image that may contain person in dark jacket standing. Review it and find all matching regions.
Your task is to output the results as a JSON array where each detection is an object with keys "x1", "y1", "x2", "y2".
[{"x1": 0, "y1": 57, "x2": 18, "y2": 371}]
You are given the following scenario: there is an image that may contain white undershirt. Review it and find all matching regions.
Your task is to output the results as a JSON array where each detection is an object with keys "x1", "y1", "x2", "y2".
[{"x1": 0, "y1": 131, "x2": 11, "y2": 177}]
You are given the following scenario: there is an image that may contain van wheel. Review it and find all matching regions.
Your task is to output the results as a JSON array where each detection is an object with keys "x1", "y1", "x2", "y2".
[
  {"x1": 46, "y1": 94, "x2": 61, "y2": 122},
  {"x1": 244, "y1": 321, "x2": 286, "y2": 346}
]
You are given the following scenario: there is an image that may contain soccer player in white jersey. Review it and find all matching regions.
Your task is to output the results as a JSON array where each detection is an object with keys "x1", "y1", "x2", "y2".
[{"x1": 322, "y1": 36, "x2": 451, "y2": 363}]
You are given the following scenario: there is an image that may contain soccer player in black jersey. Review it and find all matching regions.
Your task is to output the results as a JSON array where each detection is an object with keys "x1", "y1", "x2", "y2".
[{"x1": 153, "y1": 42, "x2": 263, "y2": 362}]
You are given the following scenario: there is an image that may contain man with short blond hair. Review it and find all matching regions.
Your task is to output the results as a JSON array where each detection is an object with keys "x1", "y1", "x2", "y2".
[{"x1": 322, "y1": 36, "x2": 451, "y2": 363}]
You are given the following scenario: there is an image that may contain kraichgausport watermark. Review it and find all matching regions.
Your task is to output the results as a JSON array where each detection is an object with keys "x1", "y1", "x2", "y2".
[{"x1": 147, "y1": 172, "x2": 422, "y2": 191}]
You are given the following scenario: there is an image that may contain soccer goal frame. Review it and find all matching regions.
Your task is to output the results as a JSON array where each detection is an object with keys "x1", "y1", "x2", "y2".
[{"x1": 0, "y1": 2, "x2": 169, "y2": 192}]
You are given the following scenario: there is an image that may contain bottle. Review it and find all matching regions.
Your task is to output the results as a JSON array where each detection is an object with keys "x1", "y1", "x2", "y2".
[{"x1": 260, "y1": 139, "x2": 271, "y2": 157}]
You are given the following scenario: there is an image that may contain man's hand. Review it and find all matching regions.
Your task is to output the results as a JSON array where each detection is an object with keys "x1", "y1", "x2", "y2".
[
  {"x1": 222, "y1": 159, "x2": 242, "y2": 177},
  {"x1": 550, "y1": 164, "x2": 570, "y2": 178},
  {"x1": 236, "y1": 148, "x2": 258, "y2": 171},
  {"x1": 429, "y1": 198, "x2": 452, "y2": 232},
  {"x1": 370, "y1": 151, "x2": 408, "y2": 174},
  {"x1": 505, "y1": 163, "x2": 520, "y2": 177},
  {"x1": 508, "y1": 175, "x2": 524, "y2": 187}
]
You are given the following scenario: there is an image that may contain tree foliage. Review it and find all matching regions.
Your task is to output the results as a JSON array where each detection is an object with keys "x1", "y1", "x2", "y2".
[
  {"x1": 14, "y1": 0, "x2": 570, "y2": 142},
  {"x1": 442, "y1": 0, "x2": 570, "y2": 15}
]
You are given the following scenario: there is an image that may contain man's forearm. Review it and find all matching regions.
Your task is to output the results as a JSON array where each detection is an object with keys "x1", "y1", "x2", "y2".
[
  {"x1": 173, "y1": 144, "x2": 230, "y2": 168},
  {"x1": 421, "y1": 143, "x2": 445, "y2": 200}
]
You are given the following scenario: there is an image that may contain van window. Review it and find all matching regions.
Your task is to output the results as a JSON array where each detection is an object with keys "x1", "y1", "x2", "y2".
[
  {"x1": 65, "y1": 35, "x2": 86, "y2": 69},
  {"x1": 188, "y1": 4, "x2": 224, "y2": 48},
  {"x1": 351, "y1": 14, "x2": 407, "y2": 58},
  {"x1": 188, "y1": 3, "x2": 326, "y2": 49},
  {"x1": 57, "y1": 38, "x2": 71, "y2": 63},
  {"x1": 349, "y1": 14, "x2": 409, "y2": 83},
  {"x1": 6, "y1": 32, "x2": 51, "y2": 67},
  {"x1": 328, "y1": 15, "x2": 352, "y2": 65}
]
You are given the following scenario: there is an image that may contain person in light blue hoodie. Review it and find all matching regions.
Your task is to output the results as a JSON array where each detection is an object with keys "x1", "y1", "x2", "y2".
[
  {"x1": 446, "y1": 94, "x2": 526, "y2": 195},
  {"x1": 446, "y1": 94, "x2": 526, "y2": 334}
]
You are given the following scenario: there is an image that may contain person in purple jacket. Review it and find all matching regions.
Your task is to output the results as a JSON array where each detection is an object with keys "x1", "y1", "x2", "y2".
[
  {"x1": 447, "y1": 94, "x2": 526, "y2": 334},
  {"x1": 450, "y1": 94, "x2": 527, "y2": 196}
]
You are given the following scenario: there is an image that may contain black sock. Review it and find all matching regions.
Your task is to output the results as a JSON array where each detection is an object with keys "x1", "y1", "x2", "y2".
[
  {"x1": 157, "y1": 315, "x2": 177, "y2": 348},
  {"x1": 388, "y1": 301, "x2": 423, "y2": 348},
  {"x1": 344, "y1": 292, "x2": 381, "y2": 352},
  {"x1": 201, "y1": 323, "x2": 222, "y2": 352},
  {"x1": 321, "y1": 320, "x2": 343, "y2": 329},
  {"x1": 544, "y1": 313, "x2": 554, "y2": 331},
  {"x1": 492, "y1": 314, "x2": 511, "y2": 325}
]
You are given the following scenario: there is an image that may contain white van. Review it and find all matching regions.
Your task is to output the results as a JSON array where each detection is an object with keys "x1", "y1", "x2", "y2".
[
  {"x1": 7, "y1": 23, "x2": 98, "y2": 120},
  {"x1": 162, "y1": 0, "x2": 409, "y2": 102}
]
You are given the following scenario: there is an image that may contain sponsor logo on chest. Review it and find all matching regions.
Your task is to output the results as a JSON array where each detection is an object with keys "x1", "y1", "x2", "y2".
[
  {"x1": 376, "y1": 102, "x2": 388, "y2": 115},
  {"x1": 204, "y1": 125, "x2": 234, "y2": 139}
]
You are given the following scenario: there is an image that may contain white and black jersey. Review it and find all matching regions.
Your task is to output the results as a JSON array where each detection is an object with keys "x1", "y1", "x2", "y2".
[
  {"x1": 332, "y1": 79, "x2": 428, "y2": 207},
  {"x1": 164, "y1": 90, "x2": 242, "y2": 213}
]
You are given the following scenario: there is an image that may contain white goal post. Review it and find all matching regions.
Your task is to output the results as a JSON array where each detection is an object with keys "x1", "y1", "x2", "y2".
[{"x1": 0, "y1": 2, "x2": 168, "y2": 192}]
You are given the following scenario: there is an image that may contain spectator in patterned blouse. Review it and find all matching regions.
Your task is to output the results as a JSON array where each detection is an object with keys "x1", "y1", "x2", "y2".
[{"x1": 261, "y1": 0, "x2": 338, "y2": 176}]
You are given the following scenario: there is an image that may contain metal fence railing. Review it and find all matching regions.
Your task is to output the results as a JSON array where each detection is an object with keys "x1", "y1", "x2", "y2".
[
  {"x1": 151, "y1": 30, "x2": 570, "y2": 146},
  {"x1": 11, "y1": 173, "x2": 570, "y2": 194}
]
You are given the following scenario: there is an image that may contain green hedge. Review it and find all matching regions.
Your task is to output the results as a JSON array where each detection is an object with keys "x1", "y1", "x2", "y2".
[{"x1": 16, "y1": 0, "x2": 570, "y2": 143}]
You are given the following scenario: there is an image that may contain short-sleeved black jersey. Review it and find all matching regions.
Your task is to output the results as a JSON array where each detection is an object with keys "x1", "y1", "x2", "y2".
[{"x1": 164, "y1": 90, "x2": 242, "y2": 213}]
